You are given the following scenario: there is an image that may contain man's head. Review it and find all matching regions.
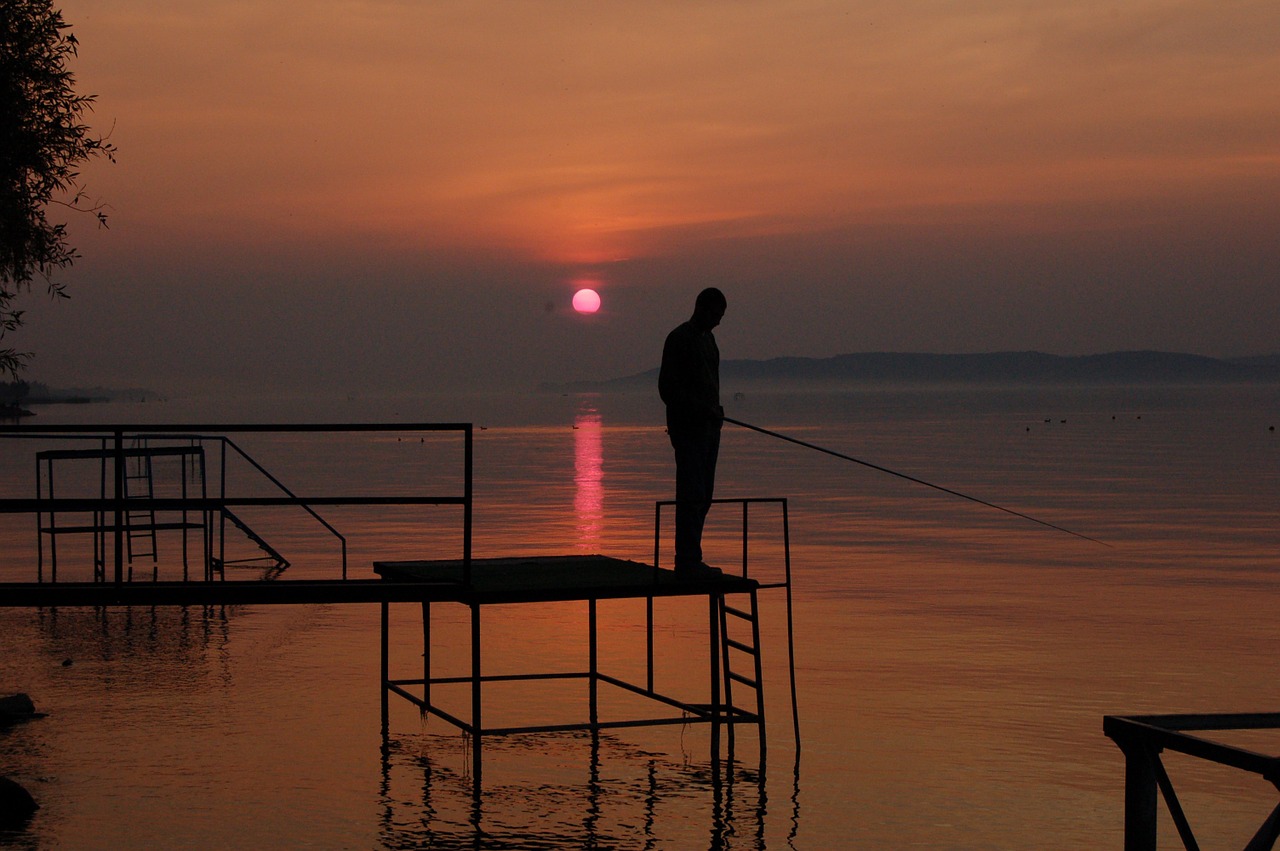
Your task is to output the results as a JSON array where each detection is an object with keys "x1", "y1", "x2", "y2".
[{"x1": 691, "y1": 287, "x2": 726, "y2": 331}]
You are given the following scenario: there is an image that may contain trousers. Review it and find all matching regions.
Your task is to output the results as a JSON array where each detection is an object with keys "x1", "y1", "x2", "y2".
[{"x1": 669, "y1": 424, "x2": 721, "y2": 567}]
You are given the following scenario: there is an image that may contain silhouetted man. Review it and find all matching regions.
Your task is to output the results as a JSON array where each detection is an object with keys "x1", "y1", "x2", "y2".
[{"x1": 659, "y1": 287, "x2": 727, "y2": 576}]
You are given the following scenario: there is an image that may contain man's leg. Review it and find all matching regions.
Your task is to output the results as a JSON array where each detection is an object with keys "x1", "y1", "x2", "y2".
[{"x1": 671, "y1": 427, "x2": 719, "y2": 568}]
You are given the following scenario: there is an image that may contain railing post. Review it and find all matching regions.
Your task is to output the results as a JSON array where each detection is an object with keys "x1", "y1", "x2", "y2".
[
  {"x1": 463, "y1": 425, "x2": 473, "y2": 586},
  {"x1": 589, "y1": 598, "x2": 598, "y2": 730},
  {"x1": 218, "y1": 437, "x2": 228, "y2": 581},
  {"x1": 782, "y1": 498, "x2": 801, "y2": 754},
  {"x1": 113, "y1": 429, "x2": 125, "y2": 584},
  {"x1": 649, "y1": 502, "x2": 661, "y2": 693},
  {"x1": 380, "y1": 601, "x2": 390, "y2": 736},
  {"x1": 1119, "y1": 739, "x2": 1160, "y2": 851},
  {"x1": 710, "y1": 593, "x2": 722, "y2": 765},
  {"x1": 422, "y1": 602, "x2": 431, "y2": 713},
  {"x1": 35, "y1": 455, "x2": 44, "y2": 582},
  {"x1": 470, "y1": 602, "x2": 482, "y2": 792}
]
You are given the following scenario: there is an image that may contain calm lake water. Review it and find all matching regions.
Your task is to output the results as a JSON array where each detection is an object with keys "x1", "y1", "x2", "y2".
[{"x1": 2, "y1": 383, "x2": 1278, "y2": 848}]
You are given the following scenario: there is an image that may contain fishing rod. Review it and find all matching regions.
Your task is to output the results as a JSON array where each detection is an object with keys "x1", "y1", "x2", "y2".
[{"x1": 723, "y1": 416, "x2": 1109, "y2": 547}]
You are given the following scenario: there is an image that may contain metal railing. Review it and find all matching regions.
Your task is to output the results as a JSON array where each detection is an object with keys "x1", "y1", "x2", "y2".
[
  {"x1": 0, "y1": 422, "x2": 473, "y2": 585},
  {"x1": 218, "y1": 435, "x2": 345, "y2": 577},
  {"x1": 1105, "y1": 712, "x2": 1280, "y2": 851},
  {"x1": 653, "y1": 496, "x2": 800, "y2": 753}
]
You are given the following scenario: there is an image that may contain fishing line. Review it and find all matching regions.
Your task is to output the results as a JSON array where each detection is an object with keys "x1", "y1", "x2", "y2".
[{"x1": 723, "y1": 415, "x2": 1109, "y2": 547}]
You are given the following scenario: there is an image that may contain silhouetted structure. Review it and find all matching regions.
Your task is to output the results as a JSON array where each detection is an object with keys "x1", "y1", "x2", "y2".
[
  {"x1": 0, "y1": 422, "x2": 800, "y2": 795},
  {"x1": 1105, "y1": 712, "x2": 1280, "y2": 850}
]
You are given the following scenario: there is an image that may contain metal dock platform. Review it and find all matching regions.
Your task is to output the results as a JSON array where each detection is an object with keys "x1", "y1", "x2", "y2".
[
  {"x1": 373, "y1": 554, "x2": 789, "y2": 789},
  {"x1": 0, "y1": 423, "x2": 799, "y2": 790}
]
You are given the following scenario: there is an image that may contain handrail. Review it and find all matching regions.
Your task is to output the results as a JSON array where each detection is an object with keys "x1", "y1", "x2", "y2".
[
  {"x1": 1104, "y1": 712, "x2": 1280, "y2": 850},
  {"x1": 0, "y1": 422, "x2": 474, "y2": 585},
  {"x1": 219, "y1": 435, "x2": 349, "y2": 578},
  {"x1": 651, "y1": 495, "x2": 800, "y2": 754}
]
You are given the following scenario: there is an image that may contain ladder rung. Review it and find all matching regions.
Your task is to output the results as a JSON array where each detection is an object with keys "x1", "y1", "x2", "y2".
[
  {"x1": 727, "y1": 671, "x2": 758, "y2": 689},
  {"x1": 724, "y1": 637, "x2": 757, "y2": 654},
  {"x1": 722, "y1": 604, "x2": 755, "y2": 621}
]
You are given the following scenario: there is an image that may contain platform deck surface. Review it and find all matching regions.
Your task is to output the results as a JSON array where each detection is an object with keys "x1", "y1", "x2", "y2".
[
  {"x1": 374, "y1": 554, "x2": 755, "y2": 603},
  {"x1": 0, "y1": 555, "x2": 753, "y2": 607}
]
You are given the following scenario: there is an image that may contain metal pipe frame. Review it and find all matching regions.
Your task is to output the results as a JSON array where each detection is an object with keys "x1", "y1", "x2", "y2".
[
  {"x1": 1104, "y1": 713, "x2": 1280, "y2": 851},
  {"x1": 653, "y1": 495, "x2": 801, "y2": 756},
  {"x1": 380, "y1": 494, "x2": 799, "y2": 791},
  {"x1": 1, "y1": 422, "x2": 473, "y2": 588},
  {"x1": 382, "y1": 587, "x2": 762, "y2": 796}
]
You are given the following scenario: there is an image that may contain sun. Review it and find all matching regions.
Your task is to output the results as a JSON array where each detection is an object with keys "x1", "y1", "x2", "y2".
[{"x1": 572, "y1": 288, "x2": 601, "y2": 314}]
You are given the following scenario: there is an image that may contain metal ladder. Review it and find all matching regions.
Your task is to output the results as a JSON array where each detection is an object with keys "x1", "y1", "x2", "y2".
[
  {"x1": 124, "y1": 438, "x2": 159, "y2": 580},
  {"x1": 719, "y1": 588, "x2": 766, "y2": 753}
]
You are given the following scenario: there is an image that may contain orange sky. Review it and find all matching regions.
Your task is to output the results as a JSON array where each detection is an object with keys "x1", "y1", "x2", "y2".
[{"x1": 20, "y1": 0, "x2": 1280, "y2": 392}]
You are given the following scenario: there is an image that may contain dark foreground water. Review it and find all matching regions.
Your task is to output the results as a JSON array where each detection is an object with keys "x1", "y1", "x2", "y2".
[{"x1": 1, "y1": 383, "x2": 1278, "y2": 848}]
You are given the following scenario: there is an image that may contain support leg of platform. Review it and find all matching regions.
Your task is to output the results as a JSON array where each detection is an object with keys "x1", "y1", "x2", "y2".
[
  {"x1": 113, "y1": 430, "x2": 125, "y2": 584},
  {"x1": 710, "y1": 593, "x2": 722, "y2": 771},
  {"x1": 380, "y1": 601, "x2": 389, "y2": 736},
  {"x1": 589, "y1": 598, "x2": 599, "y2": 730},
  {"x1": 470, "y1": 602, "x2": 482, "y2": 792},
  {"x1": 645, "y1": 595, "x2": 655, "y2": 693},
  {"x1": 422, "y1": 601, "x2": 431, "y2": 714},
  {"x1": 1119, "y1": 740, "x2": 1159, "y2": 851}
]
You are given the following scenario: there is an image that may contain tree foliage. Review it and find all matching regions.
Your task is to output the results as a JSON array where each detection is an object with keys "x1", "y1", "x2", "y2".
[{"x1": 0, "y1": 0, "x2": 114, "y2": 377}]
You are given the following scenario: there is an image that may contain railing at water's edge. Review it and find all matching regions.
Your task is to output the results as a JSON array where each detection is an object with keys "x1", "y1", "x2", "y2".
[
  {"x1": 1104, "y1": 712, "x2": 1280, "y2": 851},
  {"x1": 653, "y1": 496, "x2": 801, "y2": 755},
  {"x1": 0, "y1": 423, "x2": 474, "y2": 586},
  {"x1": 216, "y1": 435, "x2": 348, "y2": 577}
]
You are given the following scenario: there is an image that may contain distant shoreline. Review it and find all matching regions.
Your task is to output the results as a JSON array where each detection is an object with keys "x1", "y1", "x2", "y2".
[
  {"x1": 27, "y1": 394, "x2": 112, "y2": 405},
  {"x1": 541, "y1": 350, "x2": 1280, "y2": 393},
  {"x1": 0, "y1": 383, "x2": 159, "y2": 418},
  {"x1": 0, "y1": 395, "x2": 111, "y2": 419}
]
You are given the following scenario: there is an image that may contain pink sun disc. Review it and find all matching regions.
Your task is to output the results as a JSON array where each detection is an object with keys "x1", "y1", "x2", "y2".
[{"x1": 572, "y1": 288, "x2": 601, "y2": 314}]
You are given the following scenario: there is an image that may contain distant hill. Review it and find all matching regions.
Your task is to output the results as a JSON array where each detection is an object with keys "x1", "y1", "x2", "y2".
[
  {"x1": 540, "y1": 351, "x2": 1280, "y2": 392},
  {"x1": 1, "y1": 381, "x2": 157, "y2": 405}
]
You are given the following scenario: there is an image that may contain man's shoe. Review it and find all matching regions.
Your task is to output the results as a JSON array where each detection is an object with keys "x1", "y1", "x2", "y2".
[{"x1": 674, "y1": 561, "x2": 723, "y2": 578}]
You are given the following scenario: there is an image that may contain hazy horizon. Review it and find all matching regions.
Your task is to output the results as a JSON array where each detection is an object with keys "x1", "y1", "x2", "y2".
[
  {"x1": 12, "y1": 1, "x2": 1279, "y2": 398},
  {"x1": 15, "y1": 349, "x2": 1280, "y2": 406}
]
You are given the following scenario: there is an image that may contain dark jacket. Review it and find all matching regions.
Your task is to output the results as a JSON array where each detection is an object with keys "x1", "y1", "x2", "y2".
[{"x1": 659, "y1": 320, "x2": 721, "y2": 433}]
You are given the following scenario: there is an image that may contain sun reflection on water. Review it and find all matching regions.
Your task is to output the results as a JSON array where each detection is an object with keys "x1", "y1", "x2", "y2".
[{"x1": 573, "y1": 402, "x2": 604, "y2": 550}]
